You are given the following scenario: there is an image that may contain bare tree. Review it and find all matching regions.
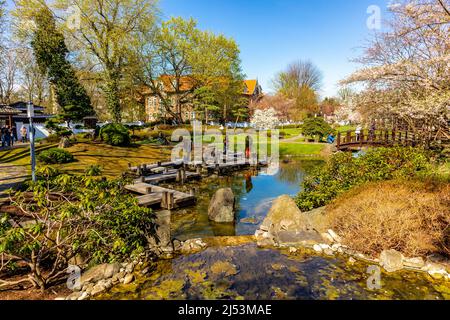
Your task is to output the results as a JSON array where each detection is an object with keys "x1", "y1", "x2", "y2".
[
  {"x1": 0, "y1": 49, "x2": 19, "y2": 105},
  {"x1": 16, "y1": 47, "x2": 48, "y2": 105},
  {"x1": 272, "y1": 60, "x2": 323, "y2": 96}
]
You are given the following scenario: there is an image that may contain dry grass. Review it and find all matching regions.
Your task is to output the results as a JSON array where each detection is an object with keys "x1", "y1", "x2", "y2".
[{"x1": 327, "y1": 180, "x2": 450, "y2": 258}]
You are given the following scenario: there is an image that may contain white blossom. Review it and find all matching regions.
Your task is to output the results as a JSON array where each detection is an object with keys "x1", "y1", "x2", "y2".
[{"x1": 250, "y1": 108, "x2": 280, "y2": 130}]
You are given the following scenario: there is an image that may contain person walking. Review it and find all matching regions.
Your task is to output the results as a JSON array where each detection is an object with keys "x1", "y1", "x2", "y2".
[
  {"x1": 355, "y1": 125, "x2": 362, "y2": 142},
  {"x1": 21, "y1": 125, "x2": 28, "y2": 143}
]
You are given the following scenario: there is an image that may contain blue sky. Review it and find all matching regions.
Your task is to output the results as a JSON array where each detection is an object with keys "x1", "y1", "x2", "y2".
[
  {"x1": 5, "y1": 0, "x2": 391, "y2": 98},
  {"x1": 159, "y1": 0, "x2": 391, "y2": 97}
]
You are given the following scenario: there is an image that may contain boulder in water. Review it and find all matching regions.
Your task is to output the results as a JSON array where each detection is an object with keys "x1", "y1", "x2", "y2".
[
  {"x1": 255, "y1": 195, "x2": 325, "y2": 247},
  {"x1": 208, "y1": 188, "x2": 235, "y2": 223},
  {"x1": 379, "y1": 249, "x2": 404, "y2": 272}
]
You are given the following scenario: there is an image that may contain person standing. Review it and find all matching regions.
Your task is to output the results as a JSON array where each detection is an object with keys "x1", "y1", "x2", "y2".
[
  {"x1": 369, "y1": 121, "x2": 376, "y2": 141},
  {"x1": 21, "y1": 125, "x2": 28, "y2": 143},
  {"x1": 327, "y1": 132, "x2": 335, "y2": 144},
  {"x1": 1, "y1": 127, "x2": 5, "y2": 148},
  {"x1": 10, "y1": 125, "x2": 17, "y2": 146},
  {"x1": 4, "y1": 126, "x2": 11, "y2": 147},
  {"x1": 355, "y1": 125, "x2": 362, "y2": 142}
]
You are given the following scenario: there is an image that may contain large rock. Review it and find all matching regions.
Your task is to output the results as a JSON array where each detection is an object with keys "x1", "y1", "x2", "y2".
[
  {"x1": 379, "y1": 249, "x2": 404, "y2": 273},
  {"x1": 58, "y1": 137, "x2": 71, "y2": 149},
  {"x1": 208, "y1": 188, "x2": 235, "y2": 223},
  {"x1": 255, "y1": 195, "x2": 325, "y2": 247},
  {"x1": 80, "y1": 263, "x2": 121, "y2": 286},
  {"x1": 180, "y1": 238, "x2": 208, "y2": 254}
]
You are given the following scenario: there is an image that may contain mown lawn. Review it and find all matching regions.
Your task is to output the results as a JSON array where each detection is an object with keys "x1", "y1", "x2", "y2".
[
  {"x1": 59, "y1": 142, "x2": 171, "y2": 177},
  {"x1": 336, "y1": 125, "x2": 357, "y2": 133},
  {"x1": 279, "y1": 128, "x2": 303, "y2": 139},
  {"x1": 279, "y1": 143, "x2": 326, "y2": 156},
  {"x1": 0, "y1": 142, "x2": 172, "y2": 178},
  {"x1": 0, "y1": 143, "x2": 58, "y2": 167}
]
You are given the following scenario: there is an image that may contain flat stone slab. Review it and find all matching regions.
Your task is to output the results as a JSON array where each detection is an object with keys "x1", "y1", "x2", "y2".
[{"x1": 0, "y1": 163, "x2": 29, "y2": 203}]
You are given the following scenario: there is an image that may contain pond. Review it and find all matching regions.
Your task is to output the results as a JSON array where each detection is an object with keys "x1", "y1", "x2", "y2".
[
  {"x1": 100, "y1": 244, "x2": 449, "y2": 300},
  {"x1": 168, "y1": 157, "x2": 324, "y2": 240},
  {"x1": 98, "y1": 157, "x2": 450, "y2": 300}
]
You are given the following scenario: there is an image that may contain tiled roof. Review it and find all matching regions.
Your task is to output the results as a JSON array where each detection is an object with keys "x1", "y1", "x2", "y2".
[
  {"x1": 0, "y1": 106, "x2": 21, "y2": 115},
  {"x1": 243, "y1": 80, "x2": 258, "y2": 96},
  {"x1": 142, "y1": 77, "x2": 261, "y2": 96},
  {"x1": 160, "y1": 75, "x2": 198, "y2": 92}
]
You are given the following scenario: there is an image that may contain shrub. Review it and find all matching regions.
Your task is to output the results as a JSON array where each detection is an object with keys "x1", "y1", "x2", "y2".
[
  {"x1": 37, "y1": 148, "x2": 74, "y2": 164},
  {"x1": 44, "y1": 118, "x2": 72, "y2": 137},
  {"x1": 327, "y1": 180, "x2": 450, "y2": 258},
  {"x1": 296, "y1": 147, "x2": 431, "y2": 211},
  {"x1": 44, "y1": 134, "x2": 61, "y2": 144},
  {"x1": 85, "y1": 164, "x2": 102, "y2": 176},
  {"x1": 302, "y1": 117, "x2": 333, "y2": 141},
  {"x1": 99, "y1": 123, "x2": 131, "y2": 146},
  {"x1": 0, "y1": 170, "x2": 155, "y2": 290}
]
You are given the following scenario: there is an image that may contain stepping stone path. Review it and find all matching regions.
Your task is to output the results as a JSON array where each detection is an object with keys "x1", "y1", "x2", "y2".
[{"x1": 0, "y1": 163, "x2": 29, "y2": 203}]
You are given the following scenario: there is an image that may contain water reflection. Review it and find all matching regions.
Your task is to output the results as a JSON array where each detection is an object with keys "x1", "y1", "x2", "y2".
[{"x1": 169, "y1": 158, "x2": 324, "y2": 240}]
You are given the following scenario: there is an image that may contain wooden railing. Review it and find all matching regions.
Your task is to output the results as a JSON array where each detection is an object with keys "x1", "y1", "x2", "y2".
[{"x1": 336, "y1": 129, "x2": 423, "y2": 150}]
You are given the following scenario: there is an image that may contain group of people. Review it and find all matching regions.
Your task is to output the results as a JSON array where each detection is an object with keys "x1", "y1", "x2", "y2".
[{"x1": 1, "y1": 125, "x2": 28, "y2": 149}]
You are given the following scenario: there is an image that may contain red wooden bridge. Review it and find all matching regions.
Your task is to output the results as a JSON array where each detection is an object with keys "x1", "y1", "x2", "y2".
[{"x1": 336, "y1": 129, "x2": 447, "y2": 151}]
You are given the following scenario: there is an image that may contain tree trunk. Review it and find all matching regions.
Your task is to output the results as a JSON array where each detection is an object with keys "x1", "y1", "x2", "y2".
[
  {"x1": 105, "y1": 73, "x2": 121, "y2": 123},
  {"x1": 223, "y1": 104, "x2": 227, "y2": 125}
]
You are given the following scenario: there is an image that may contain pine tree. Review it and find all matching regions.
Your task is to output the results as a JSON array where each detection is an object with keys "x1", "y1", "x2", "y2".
[{"x1": 31, "y1": 7, "x2": 93, "y2": 122}]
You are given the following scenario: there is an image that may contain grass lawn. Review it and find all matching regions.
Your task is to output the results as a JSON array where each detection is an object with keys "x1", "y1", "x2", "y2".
[
  {"x1": 279, "y1": 142, "x2": 326, "y2": 156},
  {"x1": 59, "y1": 142, "x2": 171, "y2": 177},
  {"x1": 1, "y1": 142, "x2": 172, "y2": 178},
  {"x1": 336, "y1": 125, "x2": 357, "y2": 133},
  {"x1": 0, "y1": 143, "x2": 58, "y2": 167},
  {"x1": 279, "y1": 128, "x2": 303, "y2": 139}
]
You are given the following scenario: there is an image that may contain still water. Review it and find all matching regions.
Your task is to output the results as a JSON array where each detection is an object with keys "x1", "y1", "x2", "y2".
[
  {"x1": 98, "y1": 158, "x2": 449, "y2": 300},
  {"x1": 100, "y1": 244, "x2": 449, "y2": 300},
  {"x1": 169, "y1": 158, "x2": 324, "y2": 240}
]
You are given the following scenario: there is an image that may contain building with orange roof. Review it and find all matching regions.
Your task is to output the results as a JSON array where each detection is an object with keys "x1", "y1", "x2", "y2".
[{"x1": 143, "y1": 77, "x2": 263, "y2": 123}]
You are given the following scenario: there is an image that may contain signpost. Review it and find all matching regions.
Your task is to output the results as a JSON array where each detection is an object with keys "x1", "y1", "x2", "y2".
[{"x1": 27, "y1": 101, "x2": 36, "y2": 183}]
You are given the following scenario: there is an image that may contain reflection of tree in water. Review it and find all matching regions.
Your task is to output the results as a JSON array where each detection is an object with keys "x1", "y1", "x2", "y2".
[{"x1": 277, "y1": 159, "x2": 325, "y2": 185}]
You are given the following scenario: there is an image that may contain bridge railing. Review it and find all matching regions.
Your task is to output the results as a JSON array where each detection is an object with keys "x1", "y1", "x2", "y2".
[{"x1": 336, "y1": 129, "x2": 421, "y2": 150}]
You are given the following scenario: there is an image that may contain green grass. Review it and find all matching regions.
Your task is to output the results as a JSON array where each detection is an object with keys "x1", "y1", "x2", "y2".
[
  {"x1": 58, "y1": 142, "x2": 171, "y2": 177},
  {"x1": 335, "y1": 125, "x2": 357, "y2": 133},
  {"x1": 1, "y1": 141, "x2": 172, "y2": 178},
  {"x1": 279, "y1": 143, "x2": 326, "y2": 156},
  {"x1": 279, "y1": 128, "x2": 303, "y2": 139},
  {"x1": 0, "y1": 143, "x2": 58, "y2": 166}
]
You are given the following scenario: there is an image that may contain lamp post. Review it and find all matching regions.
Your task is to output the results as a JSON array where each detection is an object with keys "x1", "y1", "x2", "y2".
[{"x1": 27, "y1": 101, "x2": 36, "y2": 183}]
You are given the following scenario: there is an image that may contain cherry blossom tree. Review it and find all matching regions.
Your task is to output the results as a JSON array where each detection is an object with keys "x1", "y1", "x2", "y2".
[
  {"x1": 250, "y1": 108, "x2": 280, "y2": 130},
  {"x1": 342, "y1": 0, "x2": 449, "y2": 137}
]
